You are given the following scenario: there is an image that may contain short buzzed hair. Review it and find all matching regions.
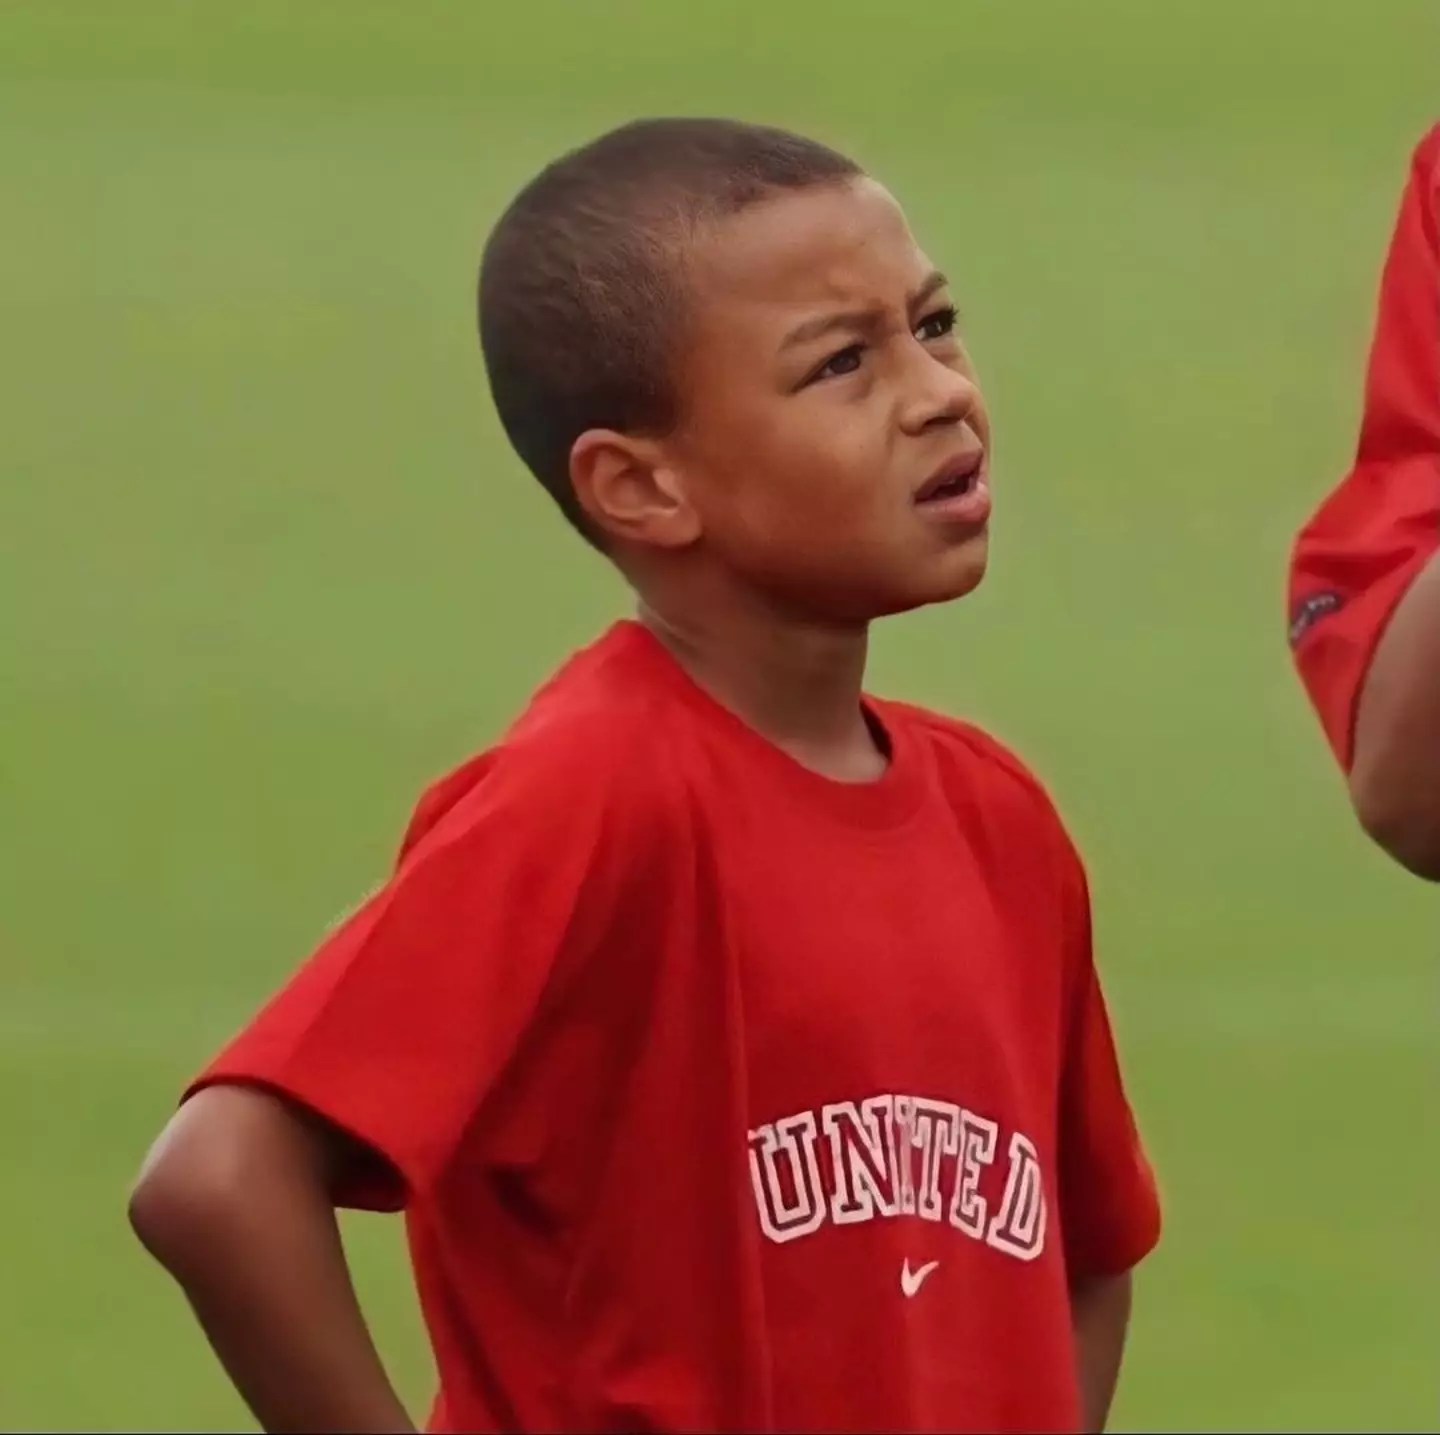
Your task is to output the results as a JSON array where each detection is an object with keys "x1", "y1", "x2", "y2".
[{"x1": 477, "y1": 117, "x2": 862, "y2": 542}]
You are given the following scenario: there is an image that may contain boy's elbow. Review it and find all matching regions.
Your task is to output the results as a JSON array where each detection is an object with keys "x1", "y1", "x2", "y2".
[
  {"x1": 1349, "y1": 762, "x2": 1440, "y2": 881},
  {"x1": 127, "y1": 1156, "x2": 189, "y2": 1263},
  {"x1": 128, "y1": 1085, "x2": 312, "y2": 1267},
  {"x1": 128, "y1": 1112, "x2": 241, "y2": 1266}
]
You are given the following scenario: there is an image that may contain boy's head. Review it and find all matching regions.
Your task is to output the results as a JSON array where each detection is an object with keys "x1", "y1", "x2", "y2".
[{"x1": 479, "y1": 117, "x2": 991, "y2": 623}]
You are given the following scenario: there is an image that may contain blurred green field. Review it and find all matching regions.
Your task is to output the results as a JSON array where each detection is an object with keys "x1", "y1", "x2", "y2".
[{"x1": 2, "y1": 2, "x2": 1436, "y2": 1430}]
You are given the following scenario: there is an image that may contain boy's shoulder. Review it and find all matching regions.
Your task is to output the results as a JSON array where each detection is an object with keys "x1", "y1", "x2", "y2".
[
  {"x1": 880, "y1": 698, "x2": 1078, "y2": 851},
  {"x1": 881, "y1": 700, "x2": 1091, "y2": 921},
  {"x1": 395, "y1": 626, "x2": 688, "y2": 864}
]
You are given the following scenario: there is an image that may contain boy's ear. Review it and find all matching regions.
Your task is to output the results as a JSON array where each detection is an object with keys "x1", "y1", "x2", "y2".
[{"x1": 569, "y1": 430, "x2": 701, "y2": 549}]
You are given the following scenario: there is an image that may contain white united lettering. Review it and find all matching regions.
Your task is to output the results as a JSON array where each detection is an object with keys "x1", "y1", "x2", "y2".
[
  {"x1": 986, "y1": 1131, "x2": 1046, "y2": 1260},
  {"x1": 747, "y1": 1112, "x2": 827, "y2": 1244},
  {"x1": 909, "y1": 1098, "x2": 960, "y2": 1222},
  {"x1": 748, "y1": 1092, "x2": 1047, "y2": 1263},
  {"x1": 950, "y1": 1108, "x2": 998, "y2": 1238},
  {"x1": 823, "y1": 1097, "x2": 898, "y2": 1223}
]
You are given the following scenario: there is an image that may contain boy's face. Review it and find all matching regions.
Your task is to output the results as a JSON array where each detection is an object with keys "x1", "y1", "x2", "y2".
[{"x1": 662, "y1": 177, "x2": 991, "y2": 622}]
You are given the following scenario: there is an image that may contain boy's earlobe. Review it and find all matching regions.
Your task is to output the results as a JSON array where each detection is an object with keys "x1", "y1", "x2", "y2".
[{"x1": 570, "y1": 431, "x2": 701, "y2": 549}]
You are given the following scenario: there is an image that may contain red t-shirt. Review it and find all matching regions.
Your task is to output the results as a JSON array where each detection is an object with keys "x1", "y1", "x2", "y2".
[
  {"x1": 1288, "y1": 122, "x2": 1440, "y2": 770},
  {"x1": 190, "y1": 620, "x2": 1160, "y2": 1434}
]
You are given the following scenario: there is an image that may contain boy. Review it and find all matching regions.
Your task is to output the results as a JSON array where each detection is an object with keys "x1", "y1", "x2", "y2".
[
  {"x1": 1288, "y1": 122, "x2": 1440, "y2": 877},
  {"x1": 129, "y1": 118, "x2": 1161, "y2": 1434}
]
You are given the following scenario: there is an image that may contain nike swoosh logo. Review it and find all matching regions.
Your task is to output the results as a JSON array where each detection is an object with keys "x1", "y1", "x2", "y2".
[{"x1": 900, "y1": 1258, "x2": 939, "y2": 1298}]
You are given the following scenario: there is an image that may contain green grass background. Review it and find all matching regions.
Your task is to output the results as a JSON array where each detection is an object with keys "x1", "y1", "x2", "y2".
[{"x1": 2, "y1": 2, "x2": 1435, "y2": 1429}]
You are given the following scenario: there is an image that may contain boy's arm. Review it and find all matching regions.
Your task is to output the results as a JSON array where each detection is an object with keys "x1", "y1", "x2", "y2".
[
  {"x1": 1288, "y1": 123, "x2": 1440, "y2": 873},
  {"x1": 130, "y1": 1085, "x2": 415, "y2": 1434},
  {"x1": 129, "y1": 734, "x2": 663, "y2": 1431},
  {"x1": 1069, "y1": 1268, "x2": 1133, "y2": 1433},
  {"x1": 1052, "y1": 839, "x2": 1161, "y2": 1433}
]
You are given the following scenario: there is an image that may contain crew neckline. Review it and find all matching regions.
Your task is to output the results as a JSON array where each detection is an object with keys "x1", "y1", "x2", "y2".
[{"x1": 610, "y1": 618, "x2": 927, "y2": 832}]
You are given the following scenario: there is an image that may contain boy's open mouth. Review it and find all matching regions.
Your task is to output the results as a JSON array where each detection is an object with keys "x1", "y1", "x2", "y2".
[{"x1": 914, "y1": 449, "x2": 984, "y2": 505}]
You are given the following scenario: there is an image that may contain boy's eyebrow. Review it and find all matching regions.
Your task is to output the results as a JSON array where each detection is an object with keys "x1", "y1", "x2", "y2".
[{"x1": 779, "y1": 270, "x2": 950, "y2": 351}]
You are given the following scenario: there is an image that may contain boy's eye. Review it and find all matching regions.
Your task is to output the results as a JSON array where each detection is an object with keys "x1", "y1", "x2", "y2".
[
  {"x1": 802, "y1": 306, "x2": 957, "y2": 387},
  {"x1": 915, "y1": 304, "x2": 959, "y2": 342},
  {"x1": 811, "y1": 344, "x2": 865, "y2": 383}
]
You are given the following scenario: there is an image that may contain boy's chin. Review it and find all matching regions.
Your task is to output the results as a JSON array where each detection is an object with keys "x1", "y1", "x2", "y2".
[{"x1": 877, "y1": 546, "x2": 990, "y2": 617}]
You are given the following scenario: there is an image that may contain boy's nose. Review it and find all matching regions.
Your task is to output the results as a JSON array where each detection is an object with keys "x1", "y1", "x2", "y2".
[{"x1": 898, "y1": 359, "x2": 981, "y2": 436}]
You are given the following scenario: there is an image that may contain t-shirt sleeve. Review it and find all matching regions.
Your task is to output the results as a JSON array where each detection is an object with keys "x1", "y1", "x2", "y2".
[
  {"x1": 186, "y1": 734, "x2": 660, "y2": 1212},
  {"x1": 1054, "y1": 843, "x2": 1162, "y2": 1280},
  {"x1": 1288, "y1": 123, "x2": 1440, "y2": 771}
]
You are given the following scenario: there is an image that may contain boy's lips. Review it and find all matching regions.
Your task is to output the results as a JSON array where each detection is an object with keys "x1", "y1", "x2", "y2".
[{"x1": 913, "y1": 447, "x2": 991, "y2": 526}]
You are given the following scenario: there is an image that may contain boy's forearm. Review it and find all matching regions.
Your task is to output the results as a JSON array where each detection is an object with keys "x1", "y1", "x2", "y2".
[
  {"x1": 1069, "y1": 1268, "x2": 1133, "y2": 1433},
  {"x1": 130, "y1": 1089, "x2": 416, "y2": 1435},
  {"x1": 159, "y1": 1184, "x2": 414, "y2": 1433}
]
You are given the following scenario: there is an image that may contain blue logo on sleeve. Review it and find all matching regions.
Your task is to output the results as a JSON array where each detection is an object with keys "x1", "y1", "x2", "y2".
[{"x1": 1288, "y1": 590, "x2": 1344, "y2": 647}]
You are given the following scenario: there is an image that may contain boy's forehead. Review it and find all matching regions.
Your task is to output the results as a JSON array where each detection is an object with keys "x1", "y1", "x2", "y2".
[{"x1": 688, "y1": 179, "x2": 934, "y2": 317}]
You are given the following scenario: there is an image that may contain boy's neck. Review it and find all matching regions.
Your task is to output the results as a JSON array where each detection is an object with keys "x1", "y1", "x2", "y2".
[{"x1": 636, "y1": 597, "x2": 888, "y2": 783}]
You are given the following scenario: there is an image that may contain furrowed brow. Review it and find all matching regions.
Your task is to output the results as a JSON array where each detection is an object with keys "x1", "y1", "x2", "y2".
[{"x1": 779, "y1": 270, "x2": 950, "y2": 351}]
